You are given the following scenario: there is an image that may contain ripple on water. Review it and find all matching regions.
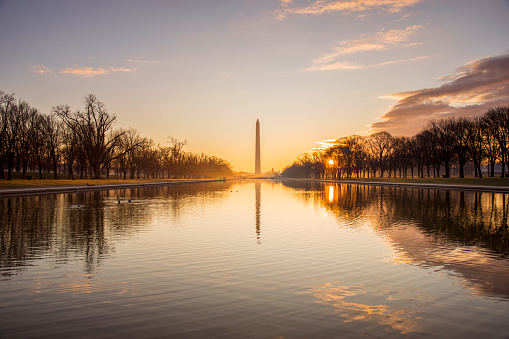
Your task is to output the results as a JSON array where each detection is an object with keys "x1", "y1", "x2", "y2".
[{"x1": 1, "y1": 181, "x2": 509, "y2": 338}]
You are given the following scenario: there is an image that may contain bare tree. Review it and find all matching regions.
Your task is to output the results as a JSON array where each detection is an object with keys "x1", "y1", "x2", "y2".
[
  {"x1": 483, "y1": 123, "x2": 499, "y2": 177},
  {"x1": 115, "y1": 128, "x2": 149, "y2": 179},
  {"x1": 412, "y1": 132, "x2": 434, "y2": 178},
  {"x1": 425, "y1": 119, "x2": 456, "y2": 177},
  {"x1": 0, "y1": 92, "x2": 236, "y2": 181},
  {"x1": 369, "y1": 131, "x2": 394, "y2": 178},
  {"x1": 351, "y1": 136, "x2": 367, "y2": 178},
  {"x1": 168, "y1": 137, "x2": 188, "y2": 178},
  {"x1": 0, "y1": 91, "x2": 16, "y2": 179},
  {"x1": 465, "y1": 117, "x2": 486, "y2": 178},
  {"x1": 41, "y1": 115, "x2": 62, "y2": 179},
  {"x1": 484, "y1": 106, "x2": 509, "y2": 178},
  {"x1": 324, "y1": 135, "x2": 366, "y2": 178},
  {"x1": 17, "y1": 105, "x2": 40, "y2": 179},
  {"x1": 392, "y1": 136, "x2": 413, "y2": 178},
  {"x1": 4, "y1": 99, "x2": 32, "y2": 179},
  {"x1": 54, "y1": 95, "x2": 124, "y2": 179},
  {"x1": 136, "y1": 138, "x2": 154, "y2": 179},
  {"x1": 60, "y1": 122, "x2": 81, "y2": 179},
  {"x1": 310, "y1": 151, "x2": 327, "y2": 179},
  {"x1": 449, "y1": 118, "x2": 470, "y2": 178}
]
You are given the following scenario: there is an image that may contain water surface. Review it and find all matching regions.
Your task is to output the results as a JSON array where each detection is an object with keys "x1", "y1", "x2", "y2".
[{"x1": 1, "y1": 180, "x2": 508, "y2": 338}]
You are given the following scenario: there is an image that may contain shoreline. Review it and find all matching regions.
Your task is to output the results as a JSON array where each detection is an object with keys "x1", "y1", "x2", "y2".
[
  {"x1": 282, "y1": 178, "x2": 509, "y2": 193},
  {"x1": 3, "y1": 177, "x2": 509, "y2": 197},
  {"x1": 0, "y1": 179, "x2": 233, "y2": 198}
]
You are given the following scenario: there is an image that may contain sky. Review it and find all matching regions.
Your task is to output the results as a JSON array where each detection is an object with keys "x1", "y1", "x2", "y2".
[{"x1": 1, "y1": 0, "x2": 509, "y2": 172}]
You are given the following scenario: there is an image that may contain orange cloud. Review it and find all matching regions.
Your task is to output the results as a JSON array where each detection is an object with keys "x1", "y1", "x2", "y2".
[
  {"x1": 308, "y1": 26, "x2": 423, "y2": 71},
  {"x1": 314, "y1": 138, "x2": 338, "y2": 150},
  {"x1": 59, "y1": 66, "x2": 137, "y2": 77},
  {"x1": 307, "y1": 61, "x2": 362, "y2": 71},
  {"x1": 110, "y1": 67, "x2": 137, "y2": 73},
  {"x1": 276, "y1": 0, "x2": 421, "y2": 20},
  {"x1": 126, "y1": 59, "x2": 160, "y2": 64},
  {"x1": 30, "y1": 65, "x2": 53, "y2": 74},
  {"x1": 372, "y1": 53, "x2": 509, "y2": 135},
  {"x1": 374, "y1": 55, "x2": 430, "y2": 67},
  {"x1": 307, "y1": 56, "x2": 428, "y2": 71}
]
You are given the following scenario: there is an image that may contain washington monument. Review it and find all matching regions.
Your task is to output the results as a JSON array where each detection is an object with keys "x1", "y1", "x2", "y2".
[{"x1": 255, "y1": 119, "x2": 261, "y2": 174}]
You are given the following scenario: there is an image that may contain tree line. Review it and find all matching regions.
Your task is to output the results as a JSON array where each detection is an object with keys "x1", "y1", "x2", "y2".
[
  {"x1": 282, "y1": 181, "x2": 509, "y2": 255},
  {"x1": 282, "y1": 106, "x2": 509, "y2": 179},
  {"x1": 0, "y1": 91, "x2": 233, "y2": 180}
]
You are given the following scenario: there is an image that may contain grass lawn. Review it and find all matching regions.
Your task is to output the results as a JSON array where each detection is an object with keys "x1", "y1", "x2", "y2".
[
  {"x1": 291, "y1": 176, "x2": 509, "y2": 187},
  {"x1": 0, "y1": 177, "x2": 215, "y2": 190}
]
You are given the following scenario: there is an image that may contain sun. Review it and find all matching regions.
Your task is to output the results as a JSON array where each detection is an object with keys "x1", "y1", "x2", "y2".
[{"x1": 328, "y1": 159, "x2": 334, "y2": 165}]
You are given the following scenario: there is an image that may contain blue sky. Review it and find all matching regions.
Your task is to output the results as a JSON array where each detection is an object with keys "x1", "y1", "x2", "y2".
[{"x1": 1, "y1": 0, "x2": 509, "y2": 172}]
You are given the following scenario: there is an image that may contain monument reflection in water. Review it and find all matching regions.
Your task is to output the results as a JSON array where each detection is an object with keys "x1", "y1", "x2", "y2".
[
  {"x1": 255, "y1": 181, "x2": 261, "y2": 244},
  {"x1": 1, "y1": 180, "x2": 509, "y2": 338}
]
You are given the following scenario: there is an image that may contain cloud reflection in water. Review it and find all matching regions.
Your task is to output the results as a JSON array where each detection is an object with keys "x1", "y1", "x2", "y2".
[{"x1": 310, "y1": 281, "x2": 424, "y2": 334}]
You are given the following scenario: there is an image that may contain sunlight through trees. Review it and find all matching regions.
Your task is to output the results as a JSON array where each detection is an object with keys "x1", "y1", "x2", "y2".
[{"x1": 283, "y1": 107, "x2": 509, "y2": 179}]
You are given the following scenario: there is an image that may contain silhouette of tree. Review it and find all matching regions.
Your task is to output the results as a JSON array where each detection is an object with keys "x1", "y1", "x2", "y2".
[
  {"x1": 425, "y1": 119, "x2": 456, "y2": 177},
  {"x1": 113, "y1": 128, "x2": 147, "y2": 179},
  {"x1": 482, "y1": 120, "x2": 499, "y2": 178},
  {"x1": 0, "y1": 91, "x2": 16, "y2": 179},
  {"x1": 9, "y1": 90, "x2": 509, "y2": 180},
  {"x1": 310, "y1": 151, "x2": 327, "y2": 179},
  {"x1": 449, "y1": 118, "x2": 470, "y2": 178},
  {"x1": 281, "y1": 106, "x2": 509, "y2": 180},
  {"x1": 142, "y1": 143, "x2": 159, "y2": 179},
  {"x1": 391, "y1": 136, "x2": 413, "y2": 178},
  {"x1": 407, "y1": 136, "x2": 423, "y2": 177},
  {"x1": 325, "y1": 136, "x2": 366, "y2": 178},
  {"x1": 282, "y1": 162, "x2": 308, "y2": 178},
  {"x1": 412, "y1": 132, "x2": 434, "y2": 178},
  {"x1": 465, "y1": 117, "x2": 486, "y2": 178},
  {"x1": 326, "y1": 140, "x2": 349, "y2": 178},
  {"x1": 4, "y1": 98, "x2": 32, "y2": 179},
  {"x1": 296, "y1": 153, "x2": 314, "y2": 178},
  {"x1": 168, "y1": 137, "x2": 188, "y2": 178},
  {"x1": 484, "y1": 106, "x2": 509, "y2": 178},
  {"x1": 0, "y1": 91, "x2": 235, "y2": 180},
  {"x1": 54, "y1": 94, "x2": 124, "y2": 179},
  {"x1": 60, "y1": 122, "x2": 79, "y2": 179},
  {"x1": 16, "y1": 104, "x2": 40, "y2": 179},
  {"x1": 134, "y1": 138, "x2": 153, "y2": 179},
  {"x1": 41, "y1": 115, "x2": 62, "y2": 179},
  {"x1": 368, "y1": 131, "x2": 394, "y2": 178}
]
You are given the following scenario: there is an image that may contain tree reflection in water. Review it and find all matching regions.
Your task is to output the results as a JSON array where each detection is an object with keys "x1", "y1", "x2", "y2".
[
  {"x1": 283, "y1": 180, "x2": 509, "y2": 256},
  {"x1": 1, "y1": 180, "x2": 509, "y2": 338},
  {"x1": 283, "y1": 180, "x2": 509, "y2": 299},
  {"x1": 0, "y1": 182, "x2": 234, "y2": 277}
]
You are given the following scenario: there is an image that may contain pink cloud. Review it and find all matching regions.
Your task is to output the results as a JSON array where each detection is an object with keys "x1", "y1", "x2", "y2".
[
  {"x1": 30, "y1": 65, "x2": 53, "y2": 74},
  {"x1": 372, "y1": 53, "x2": 509, "y2": 135},
  {"x1": 59, "y1": 66, "x2": 137, "y2": 77},
  {"x1": 308, "y1": 26, "x2": 423, "y2": 71},
  {"x1": 276, "y1": 0, "x2": 421, "y2": 20}
]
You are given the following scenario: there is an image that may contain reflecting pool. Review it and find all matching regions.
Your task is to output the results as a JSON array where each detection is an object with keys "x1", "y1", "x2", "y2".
[{"x1": 1, "y1": 180, "x2": 509, "y2": 338}]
